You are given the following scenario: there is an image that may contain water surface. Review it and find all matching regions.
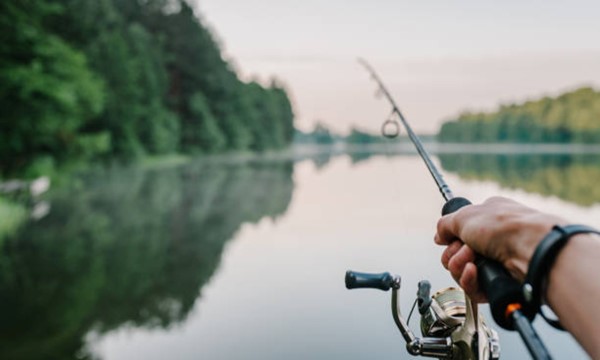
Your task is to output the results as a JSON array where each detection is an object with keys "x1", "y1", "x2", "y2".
[{"x1": 1, "y1": 151, "x2": 597, "y2": 359}]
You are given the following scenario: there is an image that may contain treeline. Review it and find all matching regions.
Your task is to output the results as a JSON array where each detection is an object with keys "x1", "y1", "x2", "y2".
[
  {"x1": 294, "y1": 123, "x2": 342, "y2": 144},
  {"x1": 346, "y1": 127, "x2": 384, "y2": 144},
  {"x1": 0, "y1": 0, "x2": 294, "y2": 176},
  {"x1": 438, "y1": 87, "x2": 600, "y2": 143},
  {"x1": 294, "y1": 123, "x2": 401, "y2": 144}
]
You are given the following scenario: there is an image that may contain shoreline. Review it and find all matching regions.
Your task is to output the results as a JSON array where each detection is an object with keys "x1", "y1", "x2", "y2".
[{"x1": 291, "y1": 142, "x2": 600, "y2": 156}]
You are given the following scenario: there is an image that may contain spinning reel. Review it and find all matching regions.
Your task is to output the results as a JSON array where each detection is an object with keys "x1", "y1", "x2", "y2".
[{"x1": 345, "y1": 271, "x2": 500, "y2": 359}]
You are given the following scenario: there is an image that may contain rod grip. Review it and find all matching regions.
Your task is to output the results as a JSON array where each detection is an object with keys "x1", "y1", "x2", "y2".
[{"x1": 441, "y1": 197, "x2": 532, "y2": 330}]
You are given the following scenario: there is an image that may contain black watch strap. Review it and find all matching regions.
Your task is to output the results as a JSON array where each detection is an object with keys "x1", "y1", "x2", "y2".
[{"x1": 523, "y1": 224, "x2": 600, "y2": 330}]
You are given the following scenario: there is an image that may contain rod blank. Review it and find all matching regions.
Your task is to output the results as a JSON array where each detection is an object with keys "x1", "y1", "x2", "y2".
[{"x1": 358, "y1": 58, "x2": 454, "y2": 201}]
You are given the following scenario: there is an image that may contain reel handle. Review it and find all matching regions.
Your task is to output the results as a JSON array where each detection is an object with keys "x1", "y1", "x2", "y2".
[
  {"x1": 441, "y1": 197, "x2": 532, "y2": 330},
  {"x1": 345, "y1": 271, "x2": 397, "y2": 291}
]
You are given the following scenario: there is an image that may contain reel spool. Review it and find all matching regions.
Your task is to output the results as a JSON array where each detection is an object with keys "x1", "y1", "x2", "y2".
[{"x1": 421, "y1": 287, "x2": 466, "y2": 338}]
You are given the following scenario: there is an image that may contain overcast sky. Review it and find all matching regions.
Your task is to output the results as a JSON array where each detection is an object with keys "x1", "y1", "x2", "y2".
[{"x1": 195, "y1": 0, "x2": 600, "y2": 133}]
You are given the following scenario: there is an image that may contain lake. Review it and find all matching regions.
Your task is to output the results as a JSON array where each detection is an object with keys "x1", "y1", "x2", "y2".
[{"x1": 1, "y1": 146, "x2": 597, "y2": 359}]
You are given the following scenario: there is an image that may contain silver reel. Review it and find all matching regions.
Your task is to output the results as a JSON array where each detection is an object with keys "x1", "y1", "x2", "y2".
[
  {"x1": 421, "y1": 287, "x2": 467, "y2": 337},
  {"x1": 346, "y1": 271, "x2": 500, "y2": 359}
]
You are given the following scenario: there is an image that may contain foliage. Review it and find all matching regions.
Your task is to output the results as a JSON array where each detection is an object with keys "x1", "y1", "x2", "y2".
[
  {"x1": 0, "y1": 0, "x2": 105, "y2": 173},
  {"x1": 185, "y1": 92, "x2": 226, "y2": 153},
  {"x1": 0, "y1": 0, "x2": 295, "y2": 176},
  {"x1": 346, "y1": 127, "x2": 382, "y2": 144},
  {"x1": 438, "y1": 87, "x2": 600, "y2": 143},
  {"x1": 294, "y1": 122, "x2": 338, "y2": 144}
]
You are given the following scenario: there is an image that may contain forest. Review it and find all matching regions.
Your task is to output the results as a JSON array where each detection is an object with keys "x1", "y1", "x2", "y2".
[
  {"x1": 438, "y1": 87, "x2": 600, "y2": 143},
  {"x1": 0, "y1": 0, "x2": 295, "y2": 177}
]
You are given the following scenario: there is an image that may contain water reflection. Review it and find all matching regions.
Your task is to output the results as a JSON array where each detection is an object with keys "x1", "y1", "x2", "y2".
[
  {"x1": 1, "y1": 150, "x2": 597, "y2": 360},
  {"x1": 327, "y1": 147, "x2": 600, "y2": 206},
  {"x1": 0, "y1": 160, "x2": 294, "y2": 360},
  {"x1": 438, "y1": 153, "x2": 600, "y2": 206}
]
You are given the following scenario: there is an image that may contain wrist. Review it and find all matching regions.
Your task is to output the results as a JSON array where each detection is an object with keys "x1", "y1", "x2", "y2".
[
  {"x1": 524, "y1": 225, "x2": 600, "y2": 328},
  {"x1": 547, "y1": 232, "x2": 600, "y2": 307},
  {"x1": 503, "y1": 213, "x2": 567, "y2": 281}
]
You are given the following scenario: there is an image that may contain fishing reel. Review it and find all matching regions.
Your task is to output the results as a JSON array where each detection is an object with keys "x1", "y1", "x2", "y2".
[{"x1": 345, "y1": 271, "x2": 500, "y2": 359}]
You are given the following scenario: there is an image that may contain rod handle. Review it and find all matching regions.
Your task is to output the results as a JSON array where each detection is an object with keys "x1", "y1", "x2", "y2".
[
  {"x1": 475, "y1": 257, "x2": 531, "y2": 329},
  {"x1": 345, "y1": 270, "x2": 396, "y2": 291},
  {"x1": 441, "y1": 197, "x2": 533, "y2": 330}
]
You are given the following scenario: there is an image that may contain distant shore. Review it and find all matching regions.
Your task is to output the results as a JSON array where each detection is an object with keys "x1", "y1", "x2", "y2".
[
  {"x1": 175, "y1": 142, "x2": 600, "y2": 165},
  {"x1": 290, "y1": 142, "x2": 600, "y2": 157}
]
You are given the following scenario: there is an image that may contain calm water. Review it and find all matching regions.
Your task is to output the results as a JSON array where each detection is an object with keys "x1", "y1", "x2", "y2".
[{"x1": 2, "y1": 150, "x2": 599, "y2": 359}]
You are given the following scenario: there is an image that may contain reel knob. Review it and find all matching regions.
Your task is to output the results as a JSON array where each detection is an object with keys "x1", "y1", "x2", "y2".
[{"x1": 345, "y1": 270, "x2": 399, "y2": 291}]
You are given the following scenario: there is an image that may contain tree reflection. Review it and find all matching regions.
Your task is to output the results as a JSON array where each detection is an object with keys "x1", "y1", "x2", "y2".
[
  {"x1": 438, "y1": 153, "x2": 600, "y2": 206},
  {"x1": 0, "y1": 160, "x2": 294, "y2": 360}
]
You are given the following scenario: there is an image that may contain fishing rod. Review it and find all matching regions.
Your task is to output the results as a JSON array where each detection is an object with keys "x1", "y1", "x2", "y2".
[{"x1": 344, "y1": 59, "x2": 552, "y2": 359}]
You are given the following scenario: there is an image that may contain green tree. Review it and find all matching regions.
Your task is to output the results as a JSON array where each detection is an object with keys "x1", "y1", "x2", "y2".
[
  {"x1": 0, "y1": 0, "x2": 105, "y2": 174},
  {"x1": 438, "y1": 87, "x2": 600, "y2": 143},
  {"x1": 185, "y1": 93, "x2": 226, "y2": 152},
  {"x1": 0, "y1": 0, "x2": 296, "y2": 175}
]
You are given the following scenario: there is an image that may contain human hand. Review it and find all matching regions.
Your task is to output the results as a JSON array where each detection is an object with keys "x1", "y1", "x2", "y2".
[{"x1": 434, "y1": 196, "x2": 566, "y2": 302}]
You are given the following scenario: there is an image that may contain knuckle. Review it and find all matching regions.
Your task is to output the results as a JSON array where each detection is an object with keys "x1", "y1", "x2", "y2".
[
  {"x1": 436, "y1": 216, "x2": 446, "y2": 234},
  {"x1": 485, "y1": 196, "x2": 506, "y2": 204}
]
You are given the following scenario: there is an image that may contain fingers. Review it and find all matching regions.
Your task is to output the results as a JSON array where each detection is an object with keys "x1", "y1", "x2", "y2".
[
  {"x1": 441, "y1": 240, "x2": 463, "y2": 269},
  {"x1": 435, "y1": 213, "x2": 458, "y2": 245},
  {"x1": 436, "y1": 196, "x2": 524, "y2": 304},
  {"x1": 460, "y1": 262, "x2": 487, "y2": 303},
  {"x1": 440, "y1": 243, "x2": 487, "y2": 303},
  {"x1": 435, "y1": 204, "x2": 478, "y2": 245},
  {"x1": 448, "y1": 244, "x2": 476, "y2": 280},
  {"x1": 438, "y1": 237, "x2": 488, "y2": 303},
  {"x1": 459, "y1": 262, "x2": 477, "y2": 293}
]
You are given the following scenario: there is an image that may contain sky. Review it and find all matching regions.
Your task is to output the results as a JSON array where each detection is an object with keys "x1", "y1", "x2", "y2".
[{"x1": 195, "y1": 0, "x2": 600, "y2": 134}]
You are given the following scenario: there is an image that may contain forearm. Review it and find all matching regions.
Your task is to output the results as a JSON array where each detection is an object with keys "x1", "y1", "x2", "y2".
[{"x1": 546, "y1": 233, "x2": 600, "y2": 358}]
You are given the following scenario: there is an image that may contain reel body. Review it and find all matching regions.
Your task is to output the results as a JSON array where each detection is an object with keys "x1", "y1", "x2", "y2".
[
  {"x1": 421, "y1": 287, "x2": 465, "y2": 337},
  {"x1": 345, "y1": 271, "x2": 500, "y2": 359}
]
